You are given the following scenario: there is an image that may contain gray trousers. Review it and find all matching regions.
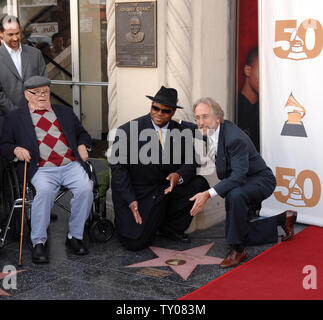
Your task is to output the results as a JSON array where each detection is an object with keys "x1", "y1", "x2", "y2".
[{"x1": 30, "y1": 161, "x2": 93, "y2": 245}]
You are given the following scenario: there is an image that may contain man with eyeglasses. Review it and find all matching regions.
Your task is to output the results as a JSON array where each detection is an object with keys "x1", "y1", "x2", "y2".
[
  {"x1": 0, "y1": 76, "x2": 93, "y2": 264},
  {"x1": 185, "y1": 97, "x2": 297, "y2": 268},
  {"x1": 0, "y1": 15, "x2": 47, "y2": 228},
  {"x1": 109, "y1": 86, "x2": 209, "y2": 251}
]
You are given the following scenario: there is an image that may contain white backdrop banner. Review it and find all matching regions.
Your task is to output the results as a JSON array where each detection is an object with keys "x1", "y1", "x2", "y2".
[{"x1": 259, "y1": 0, "x2": 323, "y2": 226}]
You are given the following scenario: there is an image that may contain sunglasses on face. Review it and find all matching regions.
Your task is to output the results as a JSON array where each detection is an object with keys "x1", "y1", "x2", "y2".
[{"x1": 151, "y1": 105, "x2": 173, "y2": 114}]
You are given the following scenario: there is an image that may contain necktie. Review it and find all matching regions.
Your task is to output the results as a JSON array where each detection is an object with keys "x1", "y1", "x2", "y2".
[
  {"x1": 158, "y1": 129, "x2": 164, "y2": 149},
  {"x1": 207, "y1": 135, "x2": 216, "y2": 162}
]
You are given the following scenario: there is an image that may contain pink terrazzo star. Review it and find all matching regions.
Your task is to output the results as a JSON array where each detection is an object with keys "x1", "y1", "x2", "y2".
[
  {"x1": 125, "y1": 242, "x2": 223, "y2": 280},
  {"x1": 0, "y1": 270, "x2": 25, "y2": 296}
]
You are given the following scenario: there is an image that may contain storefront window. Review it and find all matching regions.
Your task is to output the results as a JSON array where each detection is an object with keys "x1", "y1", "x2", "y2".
[
  {"x1": 79, "y1": 0, "x2": 108, "y2": 139},
  {"x1": 18, "y1": 0, "x2": 72, "y2": 106},
  {"x1": 1, "y1": 0, "x2": 108, "y2": 140}
]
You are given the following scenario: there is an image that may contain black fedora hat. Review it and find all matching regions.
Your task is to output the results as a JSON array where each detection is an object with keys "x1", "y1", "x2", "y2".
[{"x1": 146, "y1": 86, "x2": 183, "y2": 109}]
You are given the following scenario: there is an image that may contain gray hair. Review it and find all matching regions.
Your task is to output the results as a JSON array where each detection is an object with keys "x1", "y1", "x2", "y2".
[{"x1": 192, "y1": 97, "x2": 225, "y2": 123}]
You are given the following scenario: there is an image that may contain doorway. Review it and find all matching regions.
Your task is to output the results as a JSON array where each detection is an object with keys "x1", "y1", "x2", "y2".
[{"x1": 2, "y1": 0, "x2": 109, "y2": 152}]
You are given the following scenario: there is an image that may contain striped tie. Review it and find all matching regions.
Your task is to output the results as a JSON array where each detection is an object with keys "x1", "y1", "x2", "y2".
[
  {"x1": 207, "y1": 135, "x2": 216, "y2": 162},
  {"x1": 158, "y1": 129, "x2": 164, "y2": 149}
]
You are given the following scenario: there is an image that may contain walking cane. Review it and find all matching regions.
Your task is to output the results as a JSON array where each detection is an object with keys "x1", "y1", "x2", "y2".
[{"x1": 18, "y1": 160, "x2": 27, "y2": 267}]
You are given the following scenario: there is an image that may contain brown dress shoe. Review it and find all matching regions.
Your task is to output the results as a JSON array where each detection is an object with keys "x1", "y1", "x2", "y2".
[
  {"x1": 282, "y1": 210, "x2": 297, "y2": 241},
  {"x1": 219, "y1": 249, "x2": 247, "y2": 268}
]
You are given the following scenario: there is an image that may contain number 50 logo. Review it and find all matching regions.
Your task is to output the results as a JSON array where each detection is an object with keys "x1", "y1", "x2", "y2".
[
  {"x1": 274, "y1": 19, "x2": 323, "y2": 60},
  {"x1": 274, "y1": 167, "x2": 321, "y2": 207}
]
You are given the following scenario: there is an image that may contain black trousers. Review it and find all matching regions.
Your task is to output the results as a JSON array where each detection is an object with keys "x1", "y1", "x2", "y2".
[
  {"x1": 117, "y1": 175, "x2": 209, "y2": 251},
  {"x1": 224, "y1": 167, "x2": 278, "y2": 246}
]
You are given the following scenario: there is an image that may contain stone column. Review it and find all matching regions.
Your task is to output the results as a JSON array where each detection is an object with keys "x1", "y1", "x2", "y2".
[
  {"x1": 166, "y1": 0, "x2": 194, "y2": 121},
  {"x1": 106, "y1": 0, "x2": 117, "y2": 131}
]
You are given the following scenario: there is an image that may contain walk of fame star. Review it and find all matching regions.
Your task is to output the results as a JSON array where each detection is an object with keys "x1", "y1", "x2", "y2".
[
  {"x1": 125, "y1": 242, "x2": 223, "y2": 280},
  {"x1": 0, "y1": 269, "x2": 25, "y2": 296}
]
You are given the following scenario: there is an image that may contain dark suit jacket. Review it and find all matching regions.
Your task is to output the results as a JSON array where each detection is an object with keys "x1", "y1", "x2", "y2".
[
  {"x1": 110, "y1": 113, "x2": 198, "y2": 239},
  {"x1": 0, "y1": 104, "x2": 92, "y2": 182},
  {"x1": 0, "y1": 44, "x2": 47, "y2": 132},
  {"x1": 182, "y1": 120, "x2": 268, "y2": 198}
]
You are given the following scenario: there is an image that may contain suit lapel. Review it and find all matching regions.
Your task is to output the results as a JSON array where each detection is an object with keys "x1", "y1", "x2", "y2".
[
  {"x1": 20, "y1": 106, "x2": 39, "y2": 152},
  {"x1": 21, "y1": 45, "x2": 29, "y2": 80},
  {"x1": 0, "y1": 45, "x2": 22, "y2": 80},
  {"x1": 216, "y1": 122, "x2": 226, "y2": 179},
  {"x1": 52, "y1": 105, "x2": 70, "y2": 141}
]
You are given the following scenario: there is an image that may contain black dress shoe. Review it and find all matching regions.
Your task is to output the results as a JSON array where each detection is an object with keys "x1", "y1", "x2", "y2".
[
  {"x1": 32, "y1": 243, "x2": 49, "y2": 264},
  {"x1": 159, "y1": 230, "x2": 191, "y2": 243},
  {"x1": 65, "y1": 237, "x2": 89, "y2": 255}
]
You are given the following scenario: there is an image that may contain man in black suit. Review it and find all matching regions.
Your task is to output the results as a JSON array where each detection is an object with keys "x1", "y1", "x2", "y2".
[
  {"x1": 187, "y1": 97, "x2": 297, "y2": 268},
  {"x1": 109, "y1": 86, "x2": 209, "y2": 251}
]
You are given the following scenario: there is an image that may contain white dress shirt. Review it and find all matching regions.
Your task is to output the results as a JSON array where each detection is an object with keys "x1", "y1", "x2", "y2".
[
  {"x1": 151, "y1": 119, "x2": 169, "y2": 143},
  {"x1": 179, "y1": 120, "x2": 220, "y2": 197},
  {"x1": 4, "y1": 42, "x2": 23, "y2": 78},
  {"x1": 151, "y1": 119, "x2": 183, "y2": 184}
]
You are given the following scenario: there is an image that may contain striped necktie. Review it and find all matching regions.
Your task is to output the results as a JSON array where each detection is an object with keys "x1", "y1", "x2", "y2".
[
  {"x1": 207, "y1": 135, "x2": 216, "y2": 162},
  {"x1": 158, "y1": 129, "x2": 164, "y2": 149}
]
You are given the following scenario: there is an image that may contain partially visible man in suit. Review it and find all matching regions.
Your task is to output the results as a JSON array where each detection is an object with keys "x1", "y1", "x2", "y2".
[
  {"x1": 0, "y1": 15, "x2": 47, "y2": 131},
  {"x1": 237, "y1": 47, "x2": 259, "y2": 151},
  {"x1": 109, "y1": 86, "x2": 209, "y2": 251},
  {"x1": 0, "y1": 15, "x2": 48, "y2": 226},
  {"x1": 187, "y1": 97, "x2": 297, "y2": 268}
]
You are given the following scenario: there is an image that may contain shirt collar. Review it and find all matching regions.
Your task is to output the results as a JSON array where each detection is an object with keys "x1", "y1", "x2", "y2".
[
  {"x1": 208, "y1": 124, "x2": 220, "y2": 141},
  {"x1": 205, "y1": 124, "x2": 220, "y2": 152},
  {"x1": 151, "y1": 119, "x2": 169, "y2": 131},
  {"x1": 3, "y1": 42, "x2": 22, "y2": 55},
  {"x1": 29, "y1": 104, "x2": 53, "y2": 113}
]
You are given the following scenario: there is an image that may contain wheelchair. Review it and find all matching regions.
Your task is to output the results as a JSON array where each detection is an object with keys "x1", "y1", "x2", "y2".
[{"x1": 0, "y1": 159, "x2": 113, "y2": 249}]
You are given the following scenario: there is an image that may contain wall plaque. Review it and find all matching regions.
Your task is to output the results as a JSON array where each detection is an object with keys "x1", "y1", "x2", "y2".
[{"x1": 115, "y1": 1, "x2": 157, "y2": 68}]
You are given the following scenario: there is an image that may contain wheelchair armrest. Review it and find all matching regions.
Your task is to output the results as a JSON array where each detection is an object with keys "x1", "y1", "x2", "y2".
[{"x1": 86, "y1": 160, "x2": 99, "y2": 189}]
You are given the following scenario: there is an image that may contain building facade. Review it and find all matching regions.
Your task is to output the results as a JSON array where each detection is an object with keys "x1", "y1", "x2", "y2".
[{"x1": 1, "y1": 0, "x2": 242, "y2": 230}]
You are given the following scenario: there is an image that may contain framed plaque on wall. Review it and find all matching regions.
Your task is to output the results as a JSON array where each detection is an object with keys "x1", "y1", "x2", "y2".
[{"x1": 115, "y1": 1, "x2": 157, "y2": 68}]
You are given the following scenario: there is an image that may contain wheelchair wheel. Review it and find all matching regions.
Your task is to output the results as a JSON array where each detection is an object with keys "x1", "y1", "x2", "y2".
[
  {"x1": 2, "y1": 167, "x2": 18, "y2": 220},
  {"x1": 89, "y1": 219, "x2": 114, "y2": 242},
  {"x1": 1, "y1": 165, "x2": 32, "y2": 250},
  {"x1": 1, "y1": 167, "x2": 19, "y2": 240}
]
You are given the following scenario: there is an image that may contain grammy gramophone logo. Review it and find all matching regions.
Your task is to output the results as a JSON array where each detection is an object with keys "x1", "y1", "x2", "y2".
[
  {"x1": 274, "y1": 167, "x2": 321, "y2": 208},
  {"x1": 281, "y1": 93, "x2": 307, "y2": 137},
  {"x1": 274, "y1": 19, "x2": 323, "y2": 61}
]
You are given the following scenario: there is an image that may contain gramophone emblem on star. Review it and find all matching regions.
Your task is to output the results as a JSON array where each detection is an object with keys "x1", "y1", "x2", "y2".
[{"x1": 281, "y1": 93, "x2": 307, "y2": 137}]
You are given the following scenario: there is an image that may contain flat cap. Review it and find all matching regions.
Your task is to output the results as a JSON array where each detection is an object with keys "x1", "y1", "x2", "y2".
[{"x1": 24, "y1": 76, "x2": 51, "y2": 90}]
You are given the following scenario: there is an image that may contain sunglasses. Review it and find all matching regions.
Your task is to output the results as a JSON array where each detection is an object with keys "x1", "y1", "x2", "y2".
[{"x1": 151, "y1": 105, "x2": 173, "y2": 114}]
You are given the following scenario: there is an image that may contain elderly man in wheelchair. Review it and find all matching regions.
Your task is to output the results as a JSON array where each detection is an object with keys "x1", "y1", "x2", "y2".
[{"x1": 0, "y1": 76, "x2": 94, "y2": 264}]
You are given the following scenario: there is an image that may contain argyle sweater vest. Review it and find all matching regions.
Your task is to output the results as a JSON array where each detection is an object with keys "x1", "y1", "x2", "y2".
[{"x1": 31, "y1": 109, "x2": 76, "y2": 167}]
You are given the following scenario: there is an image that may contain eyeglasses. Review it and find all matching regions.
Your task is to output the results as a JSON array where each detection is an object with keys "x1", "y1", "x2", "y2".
[
  {"x1": 195, "y1": 114, "x2": 210, "y2": 122},
  {"x1": 151, "y1": 105, "x2": 173, "y2": 114},
  {"x1": 27, "y1": 90, "x2": 50, "y2": 96}
]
